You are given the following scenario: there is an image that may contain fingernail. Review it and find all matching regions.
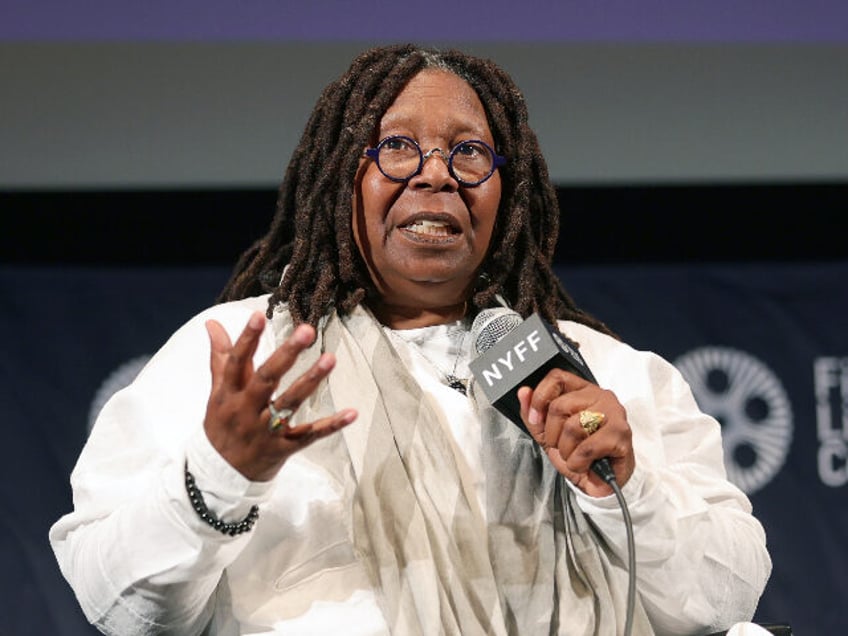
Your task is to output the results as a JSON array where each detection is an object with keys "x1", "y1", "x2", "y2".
[
  {"x1": 293, "y1": 325, "x2": 314, "y2": 345},
  {"x1": 249, "y1": 312, "x2": 265, "y2": 330},
  {"x1": 529, "y1": 408, "x2": 541, "y2": 426},
  {"x1": 317, "y1": 354, "x2": 335, "y2": 371}
]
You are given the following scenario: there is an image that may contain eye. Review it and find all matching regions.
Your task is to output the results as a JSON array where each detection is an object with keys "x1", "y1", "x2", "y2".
[
  {"x1": 453, "y1": 141, "x2": 493, "y2": 166},
  {"x1": 454, "y1": 141, "x2": 479, "y2": 156},
  {"x1": 453, "y1": 141, "x2": 488, "y2": 159},
  {"x1": 381, "y1": 136, "x2": 417, "y2": 153}
]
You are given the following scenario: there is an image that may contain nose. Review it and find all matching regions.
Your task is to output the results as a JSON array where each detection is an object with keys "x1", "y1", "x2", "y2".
[{"x1": 410, "y1": 148, "x2": 458, "y2": 192}]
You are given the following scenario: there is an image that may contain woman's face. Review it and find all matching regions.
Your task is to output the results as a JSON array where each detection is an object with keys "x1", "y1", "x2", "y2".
[{"x1": 352, "y1": 69, "x2": 502, "y2": 323}]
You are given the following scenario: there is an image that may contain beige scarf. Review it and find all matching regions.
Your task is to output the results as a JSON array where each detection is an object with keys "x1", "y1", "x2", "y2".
[{"x1": 272, "y1": 304, "x2": 653, "y2": 635}]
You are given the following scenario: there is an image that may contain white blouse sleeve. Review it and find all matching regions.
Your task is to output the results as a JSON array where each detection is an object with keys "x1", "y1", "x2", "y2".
[
  {"x1": 49, "y1": 297, "x2": 275, "y2": 636},
  {"x1": 562, "y1": 324, "x2": 772, "y2": 635}
]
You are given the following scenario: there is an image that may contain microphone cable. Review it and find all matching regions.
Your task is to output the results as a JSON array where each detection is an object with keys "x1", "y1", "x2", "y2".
[{"x1": 591, "y1": 459, "x2": 636, "y2": 636}]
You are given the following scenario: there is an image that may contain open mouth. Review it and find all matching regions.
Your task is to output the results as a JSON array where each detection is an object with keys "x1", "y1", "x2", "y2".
[
  {"x1": 401, "y1": 219, "x2": 458, "y2": 237},
  {"x1": 397, "y1": 212, "x2": 462, "y2": 241}
]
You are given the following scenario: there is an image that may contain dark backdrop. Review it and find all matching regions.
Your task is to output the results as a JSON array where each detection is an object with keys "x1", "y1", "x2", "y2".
[{"x1": 4, "y1": 182, "x2": 846, "y2": 266}]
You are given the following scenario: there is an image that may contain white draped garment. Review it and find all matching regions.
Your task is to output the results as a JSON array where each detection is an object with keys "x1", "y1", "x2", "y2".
[{"x1": 50, "y1": 295, "x2": 771, "y2": 635}]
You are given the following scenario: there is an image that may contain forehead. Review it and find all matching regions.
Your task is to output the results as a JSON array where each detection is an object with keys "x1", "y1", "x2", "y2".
[{"x1": 378, "y1": 69, "x2": 490, "y2": 135}]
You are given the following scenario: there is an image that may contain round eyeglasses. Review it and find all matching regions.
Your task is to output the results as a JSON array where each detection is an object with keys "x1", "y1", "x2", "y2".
[{"x1": 363, "y1": 135, "x2": 506, "y2": 187}]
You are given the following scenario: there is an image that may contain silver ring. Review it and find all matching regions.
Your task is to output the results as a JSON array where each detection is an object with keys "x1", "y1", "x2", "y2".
[{"x1": 268, "y1": 401, "x2": 295, "y2": 432}]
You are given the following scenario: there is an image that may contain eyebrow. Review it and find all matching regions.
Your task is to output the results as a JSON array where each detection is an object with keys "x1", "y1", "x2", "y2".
[{"x1": 377, "y1": 114, "x2": 490, "y2": 141}]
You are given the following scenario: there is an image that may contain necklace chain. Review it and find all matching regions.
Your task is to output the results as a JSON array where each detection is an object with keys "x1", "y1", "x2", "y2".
[{"x1": 388, "y1": 325, "x2": 470, "y2": 395}]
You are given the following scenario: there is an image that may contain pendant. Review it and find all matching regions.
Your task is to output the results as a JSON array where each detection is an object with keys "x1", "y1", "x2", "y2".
[{"x1": 446, "y1": 375, "x2": 468, "y2": 395}]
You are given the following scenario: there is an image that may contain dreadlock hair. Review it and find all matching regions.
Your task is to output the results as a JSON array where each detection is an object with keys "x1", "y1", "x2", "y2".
[{"x1": 218, "y1": 44, "x2": 615, "y2": 338}]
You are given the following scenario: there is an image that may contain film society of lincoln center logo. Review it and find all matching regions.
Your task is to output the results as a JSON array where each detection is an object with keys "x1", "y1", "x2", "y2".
[{"x1": 674, "y1": 346, "x2": 793, "y2": 495}]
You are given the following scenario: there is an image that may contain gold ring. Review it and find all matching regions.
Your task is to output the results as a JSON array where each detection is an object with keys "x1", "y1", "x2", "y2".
[
  {"x1": 268, "y1": 401, "x2": 295, "y2": 432},
  {"x1": 579, "y1": 410, "x2": 605, "y2": 435}
]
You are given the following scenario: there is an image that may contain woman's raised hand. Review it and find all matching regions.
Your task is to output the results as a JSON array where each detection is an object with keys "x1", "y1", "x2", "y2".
[{"x1": 203, "y1": 311, "x2": 357, "y2": 481}]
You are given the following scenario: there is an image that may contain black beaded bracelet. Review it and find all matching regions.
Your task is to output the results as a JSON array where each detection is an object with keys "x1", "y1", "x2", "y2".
[{"x1": 184, "y1": 462, "x2": 259, "y2": 536}]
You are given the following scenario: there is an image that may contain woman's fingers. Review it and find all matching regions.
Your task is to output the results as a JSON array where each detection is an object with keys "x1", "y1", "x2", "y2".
[
  {"x1": 208, "y1": 314, "x2": 321, "y2": 410},
  {"x1": 521, "y1": 370, "x2": 591, "y2": 447},
  {"x1": 206, "y1": 319, "x2": 234, "y2": 395},
  {"x1": 519, "y1": 368, "x2": 635, "y2": 493},
  {"x1": 528, "y1": 370, "x2": 592, "y2": 421},
  {"x1": 220, "y1": 311, "x2": 267, "y2": 389},
  {"x1": 306, "y1": 408, "x2": 358, "y2": 441},
  {"x1": 248, "y1": 323, "x2": 317, "y2": 404},
  {"x1": 243, "y1": 408, "x2": 358, "y2": 482},
  {"x1": 272, "y1": 408, "x2": 358, "y2": 443},
  {"x1": 263, "y1": 352, "x2": 336, "y2": 423}
]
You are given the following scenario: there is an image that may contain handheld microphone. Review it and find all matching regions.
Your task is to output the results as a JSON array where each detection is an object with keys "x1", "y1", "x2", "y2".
[{"x1": 468, "y1": 308, "x2": 614, "y2": 482}]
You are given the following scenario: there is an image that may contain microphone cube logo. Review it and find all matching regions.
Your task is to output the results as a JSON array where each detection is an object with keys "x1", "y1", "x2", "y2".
[
  {"x1": 470, "y1": 313, "x2": 580, "y2": 429},
  {"x1": 674, "y1": 347, "x2": 793, "y2": 495}
]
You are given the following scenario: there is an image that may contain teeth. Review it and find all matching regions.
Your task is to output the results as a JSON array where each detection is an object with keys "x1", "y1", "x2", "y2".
[{"x1": 406, "y1": 220, "x2": 451, "y2": 235}]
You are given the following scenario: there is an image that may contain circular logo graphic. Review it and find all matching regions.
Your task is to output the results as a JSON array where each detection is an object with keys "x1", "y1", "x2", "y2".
[
  {"x1": 674, "y1": 347, "x2": 793, "y2": 494},
  {"x1": 87, "y1": 355, "x2": 152, "y2": 433}
]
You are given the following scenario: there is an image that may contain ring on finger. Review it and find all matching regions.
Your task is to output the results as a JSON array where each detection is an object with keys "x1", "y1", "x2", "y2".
[
  {"x1": 268, "y1": 400, "x2": 295, "y2": 432},
  {"x1": 579, "y1": 410, "x2": 605, "y2": 435}
]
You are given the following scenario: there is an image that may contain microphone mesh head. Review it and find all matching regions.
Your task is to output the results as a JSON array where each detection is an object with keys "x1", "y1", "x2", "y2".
[{"x1": 471, "y1": 308, "x2": 523, "y2": 355}]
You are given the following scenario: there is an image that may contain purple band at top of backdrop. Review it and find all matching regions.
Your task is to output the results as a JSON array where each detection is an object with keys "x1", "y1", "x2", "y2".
[{"x1": 1, "y1": 0, "x2": 847, "y2": 43}]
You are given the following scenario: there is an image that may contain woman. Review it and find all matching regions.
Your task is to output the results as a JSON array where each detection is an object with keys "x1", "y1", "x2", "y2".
[{"x1": 50, "y1": 45, "x2": 771, "y2": 635}]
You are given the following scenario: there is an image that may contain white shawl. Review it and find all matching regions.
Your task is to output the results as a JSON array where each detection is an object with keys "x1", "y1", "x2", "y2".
[{"x1": 273, "y1": 304, "x2": 653, "y2": 635}]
